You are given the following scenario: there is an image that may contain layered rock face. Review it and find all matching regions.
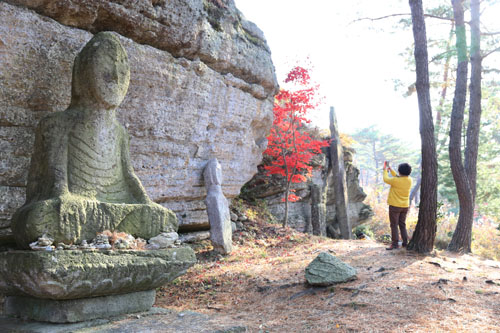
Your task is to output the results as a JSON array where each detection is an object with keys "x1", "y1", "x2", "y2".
[
  {"x1": 240, "y1": 148, "x2": 373, "y2": 236},
  {"x1": 0, "y1": 0, "x2": 278, "y2": 242}
]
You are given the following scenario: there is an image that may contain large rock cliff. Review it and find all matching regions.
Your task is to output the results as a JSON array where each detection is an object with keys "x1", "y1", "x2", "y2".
[
  {"x1": 0, "y1": 0, "x2": 278, "y2": 242},
  {"x1": 240, "y1": 148, "x2": 373, "y2": 236}
]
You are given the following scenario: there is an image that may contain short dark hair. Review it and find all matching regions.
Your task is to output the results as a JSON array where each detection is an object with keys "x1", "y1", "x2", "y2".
[{"x1": 398, "y1": 163, "x2": 412, "y2": 176}]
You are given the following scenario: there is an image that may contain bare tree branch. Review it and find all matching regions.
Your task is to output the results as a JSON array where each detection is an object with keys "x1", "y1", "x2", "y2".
[
  {"x1": 481, "y1": 31, "x2": 500, "y2": 36},
  {"x1": 350, "y1": 13, "x2": 409, "y2": 23},
  {"x1": 482, "y1": 46, "x2": 500, "y2": 59},
  {"x1": 351, "y1": 13, "x2": 460, "y2": 24},
  {"x1": 429, "y1": 50, "x2": 455, "y2": 64}
]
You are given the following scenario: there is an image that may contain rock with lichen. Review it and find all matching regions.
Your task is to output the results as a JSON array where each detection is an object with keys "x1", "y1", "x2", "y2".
[{"x1": 305, "y1": 252, "x2": 357, "y2": 286}]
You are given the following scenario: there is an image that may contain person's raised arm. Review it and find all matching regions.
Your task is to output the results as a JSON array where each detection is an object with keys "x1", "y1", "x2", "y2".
[{"x1": 383, "y1": 161, "x2": 395, "y2": 185}]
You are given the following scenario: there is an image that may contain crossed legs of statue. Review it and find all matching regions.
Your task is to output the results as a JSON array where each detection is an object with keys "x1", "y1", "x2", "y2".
[{"x1": 12, "y1": 197, "x2": 176, "y2": 247}]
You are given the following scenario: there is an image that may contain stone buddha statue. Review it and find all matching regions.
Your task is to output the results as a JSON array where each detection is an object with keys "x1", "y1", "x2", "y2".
[{"x1": 12, "y1": 32, "x2": 177, "y2": 248}]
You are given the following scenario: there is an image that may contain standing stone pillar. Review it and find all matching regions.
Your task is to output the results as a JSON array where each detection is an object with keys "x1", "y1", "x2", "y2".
[
  {"x1": 329, "y1": 107, "x2": 352, "y2": 239},
  {"x1": 204, "y1": 158, "x2": 233, "y2": 254},
  {"x1": 310, "y1": 184, "x2": 326, "y2": 236}
]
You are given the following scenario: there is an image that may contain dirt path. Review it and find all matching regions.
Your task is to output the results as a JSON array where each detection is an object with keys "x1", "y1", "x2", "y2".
[{"x1": 156, "y1": 221, "x2": 500, "y2": 332}]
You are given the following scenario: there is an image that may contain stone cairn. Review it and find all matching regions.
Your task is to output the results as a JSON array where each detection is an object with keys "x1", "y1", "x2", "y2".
[
  {"x1": 0, "y1": 32, "x2": 196, "y2": 324},
  {"x1": 204, "y1": 158, "x2": 233, "y2": 254}
]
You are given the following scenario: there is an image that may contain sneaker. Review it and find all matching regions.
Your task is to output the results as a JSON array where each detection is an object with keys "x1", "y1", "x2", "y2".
[
  {"x1": 402, "y1": 242, "x2": 408, "y2": 247},
  {"x1": 386, "y1": 244, "x2": 399, "y2": 250}
]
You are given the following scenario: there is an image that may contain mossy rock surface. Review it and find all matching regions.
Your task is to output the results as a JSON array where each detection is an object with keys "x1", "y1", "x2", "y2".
[
  {"x1": 305, "y1": 252, "x2": 357, "y2": 286},
  {"x1": 0, "y1": 248, "x2": 196, "y2": 300}
]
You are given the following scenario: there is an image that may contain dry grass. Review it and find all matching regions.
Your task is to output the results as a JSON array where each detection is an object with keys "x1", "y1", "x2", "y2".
[{"x1": 156, "y1": 219, "x2": 500, "y2": 332}]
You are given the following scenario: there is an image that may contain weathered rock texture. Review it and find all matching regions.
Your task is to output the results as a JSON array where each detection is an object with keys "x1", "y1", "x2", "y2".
[
  {"x1": 240, "y1": 147, "x2": 373, "y2": 237},
  {"x1": 204, "y1": 158, "x2": 232, "y2": 254},
  {"x1": 305, "y1": 252, "x2": 357, "y2": 286},
  {"x1": 0, "y1": 0, "x2": 278, "y2": 242},
  {"x1": 310, "y1": 184, "x2": 326, "y2": 236},
  {"x1": 5, "y1": 290, "x2": 156, "y2": 323}
]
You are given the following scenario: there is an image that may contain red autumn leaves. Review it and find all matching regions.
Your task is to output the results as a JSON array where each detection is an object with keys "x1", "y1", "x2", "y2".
[{"x1": 264, "y1": 66, "x2": 328, "y2": 203}]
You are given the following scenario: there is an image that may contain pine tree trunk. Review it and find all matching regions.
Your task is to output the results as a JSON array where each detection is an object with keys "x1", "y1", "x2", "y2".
[
  {"x1": 465, "y1": 0, "x2": 482, "y2": 198},
  {"x1": 449, "y1": 0, "x2": 482, "y2": 253},
  {"x1": 407, "y1": 0, "x2": 438, "y2": 253}
]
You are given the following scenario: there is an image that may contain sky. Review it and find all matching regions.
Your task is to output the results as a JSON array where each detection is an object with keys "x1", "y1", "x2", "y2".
[{"x1": 234, "y1": 0, "x2": 500, "y2": 147}]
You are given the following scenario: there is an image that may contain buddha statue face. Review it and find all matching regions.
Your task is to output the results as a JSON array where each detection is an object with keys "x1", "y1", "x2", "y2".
[{"x1": 71, "y1": 32, "x2": 130, "y2": 110}]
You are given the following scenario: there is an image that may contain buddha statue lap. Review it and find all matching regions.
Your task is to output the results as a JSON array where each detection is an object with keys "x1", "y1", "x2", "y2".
[{"x1": 12, "y1": 32, "x2": 177, "y2": 248}]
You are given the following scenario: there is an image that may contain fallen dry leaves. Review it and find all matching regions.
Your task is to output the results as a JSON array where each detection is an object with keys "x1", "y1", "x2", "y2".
[{"x1": 156, "y1": 219, "x2": 500, "y2": 332}]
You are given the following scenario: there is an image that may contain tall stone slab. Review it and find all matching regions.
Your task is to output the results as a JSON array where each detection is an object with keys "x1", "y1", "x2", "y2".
[
  {"x1": 329, "y1": 107, "x2": 352, "y2": 239},
  {"x1": 204, "y1": 158, "x2": 233, "y2": 254}
]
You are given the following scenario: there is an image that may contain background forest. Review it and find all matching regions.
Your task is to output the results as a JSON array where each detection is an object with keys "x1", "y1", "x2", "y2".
[{"x1": 342, "y1": 0, "x2": 500, "y2": 259}]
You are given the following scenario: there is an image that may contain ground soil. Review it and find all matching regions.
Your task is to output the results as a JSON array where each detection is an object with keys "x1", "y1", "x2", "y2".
[{"x1": 156, "y1": 219, "x2": 500, "y2": 332}]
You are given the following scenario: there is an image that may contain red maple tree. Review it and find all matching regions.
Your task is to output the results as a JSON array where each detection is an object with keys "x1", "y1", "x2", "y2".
[{"x1": 264, "y1": 66, "x2": 328, "y2": 227}]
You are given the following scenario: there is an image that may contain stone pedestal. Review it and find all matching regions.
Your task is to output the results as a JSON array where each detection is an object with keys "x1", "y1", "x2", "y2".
[
  {"x1": 5, "y1": 290, "x2": 155, "y2": 323},
  {"x1": 0, "y1": 248, "x2": 196, "y2": 323}
]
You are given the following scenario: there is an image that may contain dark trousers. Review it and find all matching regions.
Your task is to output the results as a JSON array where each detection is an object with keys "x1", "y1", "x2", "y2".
[{"x1": 389, "y1": 205, "x2": 409, "y2": 246}]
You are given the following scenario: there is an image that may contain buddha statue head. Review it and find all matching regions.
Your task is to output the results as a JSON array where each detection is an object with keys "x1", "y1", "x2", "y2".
[{"x1": 70, "y1": 32, "x2": 130, "y2": 110}]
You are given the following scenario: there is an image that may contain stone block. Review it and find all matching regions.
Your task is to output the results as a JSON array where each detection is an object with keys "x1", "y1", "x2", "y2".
[
  {"x1": 5, "y1": 290, "x2": 155, "y2": 323},
  {"x1": 305, "y1": 252, "x2": 357, "y2": 286},
  {"x1": 0, "y1": 248, "x2": 196, "y2": 299}
]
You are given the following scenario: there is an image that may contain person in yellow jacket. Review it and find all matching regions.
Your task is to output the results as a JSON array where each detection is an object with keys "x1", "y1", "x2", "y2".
[{"x1": 383, "y1": 161, "x2": 412, "y2": 250}]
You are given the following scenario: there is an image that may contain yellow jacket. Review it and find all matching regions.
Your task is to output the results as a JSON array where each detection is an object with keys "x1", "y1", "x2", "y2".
[{"x1": 383, "y1": 169, "x2": 412, "y2": 208}]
